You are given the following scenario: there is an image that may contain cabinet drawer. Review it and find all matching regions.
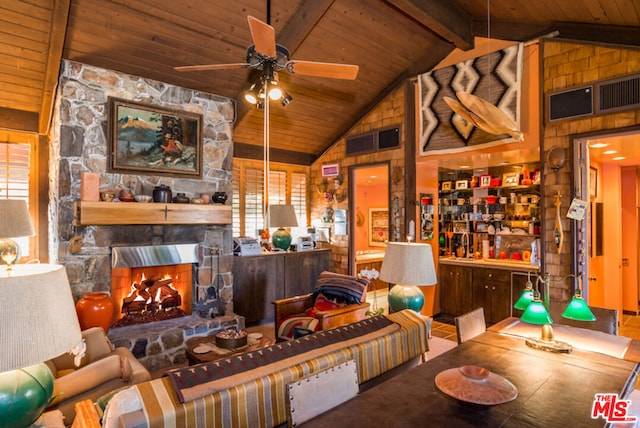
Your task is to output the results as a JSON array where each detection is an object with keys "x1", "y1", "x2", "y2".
[{"x1": 472, "y1": 268, "x2": 510, "y2": 284}]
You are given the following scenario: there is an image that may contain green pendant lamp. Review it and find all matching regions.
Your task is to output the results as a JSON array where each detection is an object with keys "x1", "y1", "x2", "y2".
[
  {"x1": 520, "y1": 293, "x2": 553, "y2": 325},
  {"x1": 514, "y1": 273, "x2": 535, "y2": 310},
  {"x1": 562, "y1": 288, "x2": 596, "y2": 321}
]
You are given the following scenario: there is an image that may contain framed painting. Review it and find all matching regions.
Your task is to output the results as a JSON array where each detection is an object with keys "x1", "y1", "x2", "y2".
[
  {"x1": 441, "y1": 181, "x2": 452, "y2": 191},
  {"x1": 480, "y1": 175, "x2": 492, "y2": 188},
  {"x1": 322, "y1": 163, "x2": 340, "y2": 177},
  {"x1": 369, "y1": 208, "x2": 389, "y2": 247},
  {"x1": 107, "y1": 97, "x2": 203, "y2": 178},
  {"x1": 590, "y1": 166, "x2": 598, "y2": 198},
  {"x1": 455, "y1": 180, "x2": 468, "y2": 190},
  {"x1": 502, "y1": 172, "x2": 520, "y2": 187}
]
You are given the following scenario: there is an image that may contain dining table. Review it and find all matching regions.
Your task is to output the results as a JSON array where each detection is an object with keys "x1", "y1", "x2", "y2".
[{"x1": 302, "y1": 317, "x2": 640, "y2": 427}]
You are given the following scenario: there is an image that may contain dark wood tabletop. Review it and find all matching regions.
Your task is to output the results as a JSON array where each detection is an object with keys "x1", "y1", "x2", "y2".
[{"x1": 302, "y1": 328, "x2": 640, "y2": 427}]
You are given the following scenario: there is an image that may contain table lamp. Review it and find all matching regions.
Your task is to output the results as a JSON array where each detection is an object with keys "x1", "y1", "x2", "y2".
[
  {"x1": 0, "y1": 264, "x2": 83, "y2": 427},
  {"x1": 562, "y1": 275, "x2": 596, "y2": 321},
  {"x1": 268, "y1": 204, "x2": 298, "y2": 251},
  {"x1": 0, "y1": 200, "x2": 35, "y2": 270},
  {"x1": 520, "y1": 273, "x2": 572, "y2": 353},
  {"x1": 379, "y1": 242, "x2": 437, "y2": 313}
]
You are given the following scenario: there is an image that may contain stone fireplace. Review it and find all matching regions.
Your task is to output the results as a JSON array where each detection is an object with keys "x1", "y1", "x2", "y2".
[{"x1": 48, "y1": 60, "x2": 241, "y2": 370}]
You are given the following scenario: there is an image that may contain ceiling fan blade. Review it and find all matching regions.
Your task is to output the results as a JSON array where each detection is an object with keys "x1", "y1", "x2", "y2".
[
  {"x1": 247, "y1": 16, "x2": 276, "y2": 58},
  {"x1": 174, "y1": 63, "x2": 250, "y2": 72},
  {"x1": 287, "y1": 60, "x2": 359, "y2": 80}
]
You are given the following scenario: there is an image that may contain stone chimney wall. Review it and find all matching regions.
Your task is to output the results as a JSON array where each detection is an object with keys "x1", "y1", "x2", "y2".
[{"x1": 49, "y1": 60, "x2": 236, "y2": 317}]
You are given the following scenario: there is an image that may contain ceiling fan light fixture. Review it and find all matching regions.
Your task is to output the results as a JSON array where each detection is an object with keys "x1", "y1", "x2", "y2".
[
  {"x1": 244, "y1": 82, "x2": 260, "y2": 104},
  {"x1": 268, "y1": 82, "x2": 282, "y2": 100},
  {"x1": 281, "y1": 91, "x2": 293, "y2": 107}
]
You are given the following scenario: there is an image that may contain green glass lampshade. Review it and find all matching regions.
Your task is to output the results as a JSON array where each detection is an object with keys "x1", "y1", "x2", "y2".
[
  {"x1": 520, "y1": 298, "x2": 553, "y2": 325},
  {"x1": 562, "y1": 290, "x2": 596, "y2": 321},
  {"x1": 0, "y1": 363, "x2": 54, "y2": 428},
  {"x1": 388, "y1": 284, "x2": 424, "y2": 313},
  {"x1": 272, "y1": 227, "x2": 292, "y2": 251},
  {"x1": 514, "y1": 285, "x2": 534, "y2": 310}
]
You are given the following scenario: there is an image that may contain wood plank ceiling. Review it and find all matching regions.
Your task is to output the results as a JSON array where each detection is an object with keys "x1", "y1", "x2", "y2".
[{"x1": 1, "y1": 0, "x2": 639, "y2": 165}]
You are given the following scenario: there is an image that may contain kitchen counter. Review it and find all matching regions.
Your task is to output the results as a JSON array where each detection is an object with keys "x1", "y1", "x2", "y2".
[
  {"x1": 439, "y1": 256, "x2": 539, "y2": 272},
  {"x1": 355, "y1": 252, "x2": 385, "y2": 262}
]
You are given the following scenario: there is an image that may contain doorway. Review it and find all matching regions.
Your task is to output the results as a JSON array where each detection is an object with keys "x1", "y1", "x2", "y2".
[
  {"x1": 348, "y1": 163, "x2": 390, "y2": 276},
  {"x1": 573, "y1": 128, "x2": 640, "y2": 316}
]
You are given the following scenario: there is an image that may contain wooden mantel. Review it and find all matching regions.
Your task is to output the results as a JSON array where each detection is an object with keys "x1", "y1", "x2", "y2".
[{"x1": 74, "y1": 201, "x2": 232, "y2": 226}]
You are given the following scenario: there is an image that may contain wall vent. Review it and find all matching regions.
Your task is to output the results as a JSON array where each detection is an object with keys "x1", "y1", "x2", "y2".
[
  {"x1": 596, "y1": 74, "x2": 640, "y2": 114},
  {"x1": 548, "y1": 86, "x2": 593, "y2": 121},
  {"x1": 346, "y1": 126, "x2": 400, "y2": 156}
]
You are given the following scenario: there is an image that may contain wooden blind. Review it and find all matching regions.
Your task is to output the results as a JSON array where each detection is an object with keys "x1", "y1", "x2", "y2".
[
  {"x1": 290, "y1": 172, "x2": 307, "y2": 237},
  {"x1": 0, "y1": 142, "x2": 32, "y2": 256}
]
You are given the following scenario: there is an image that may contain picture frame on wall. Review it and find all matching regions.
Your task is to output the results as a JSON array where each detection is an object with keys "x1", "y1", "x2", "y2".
[
  {"x1": 369, "y1": 208, "x2": 389, "y2": 247},
  {"x1": 590, "y1": 166, "x2": 598, "y2": 198},
  {"x1": 322, "y1": 163, "x2": 340, "y2": 177},
  {"x1": 107, "y1": 97, "x2": 203, "y2": 178},
  {"x1": 441, "y1": 181, "x2": 452, "y2": 191},
  {"x1": 480, "y1": 175, "x2": 492, "y2": 188}
]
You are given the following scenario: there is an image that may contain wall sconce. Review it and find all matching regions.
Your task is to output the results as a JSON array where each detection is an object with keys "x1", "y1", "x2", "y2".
[{"x1": 547, "y1": 146, "x2": 567, "y2": 172}]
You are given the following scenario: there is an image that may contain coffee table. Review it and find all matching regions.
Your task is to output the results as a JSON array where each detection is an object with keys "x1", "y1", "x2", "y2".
[{"x1": 185, "y1": 335, "x2": 275, "y2": 365}]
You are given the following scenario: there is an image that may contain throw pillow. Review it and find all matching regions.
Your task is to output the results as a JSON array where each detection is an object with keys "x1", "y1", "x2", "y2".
[
  {"x1": 314, "y1": 271, "x2": 369, "y2": 305},
  {"x1": 277, "y1": 315, "x2": 320, "y2": 340},
  {"x1": 305, "y1": 293, "x2": 345, "y2": 317}
]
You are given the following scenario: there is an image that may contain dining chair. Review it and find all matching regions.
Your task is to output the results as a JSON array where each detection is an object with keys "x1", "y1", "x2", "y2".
[
  {"x1": 455, "y1": 307, "x2": 487, "y2": 344},
  {"x1": 286, "y1": 359, "x2": 358, "y2": 427}
]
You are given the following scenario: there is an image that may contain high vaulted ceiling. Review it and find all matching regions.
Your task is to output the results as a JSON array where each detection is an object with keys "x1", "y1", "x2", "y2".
[{"x1": 2, "y1": 0, "x2": 640, "y2": 165}]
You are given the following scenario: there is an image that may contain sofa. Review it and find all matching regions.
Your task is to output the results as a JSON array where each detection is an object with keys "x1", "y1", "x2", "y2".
[
  {"x1": 102, "y1": 309, "x2": 429, "y2": 428},
  {"x1": 44, "y1": 327, "x2": 151, "y2": 423}
]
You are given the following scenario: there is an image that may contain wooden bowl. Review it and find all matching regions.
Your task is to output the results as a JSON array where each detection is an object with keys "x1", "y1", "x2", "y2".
[{"x1": 215, "y1": 329, "x2": 247, "y2": 349}]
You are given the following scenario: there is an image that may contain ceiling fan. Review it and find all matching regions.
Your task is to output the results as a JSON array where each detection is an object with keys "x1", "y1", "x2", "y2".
[{"x1": 174, "y1": 15, "x2": 360, "y2": 93}]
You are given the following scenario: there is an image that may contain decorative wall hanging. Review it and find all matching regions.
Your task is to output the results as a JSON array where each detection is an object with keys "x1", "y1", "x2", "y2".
[
  {"x1": 108, "y1": 97, "x2": 202, "y2": 178},
  {"x1": 418, "y1": 43, "x2": 523, "y2": 156}
]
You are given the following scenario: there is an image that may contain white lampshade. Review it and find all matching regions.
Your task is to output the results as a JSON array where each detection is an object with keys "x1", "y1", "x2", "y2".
[
  {"x1": 0, "y1": 200, "x2": 35, "y2": 238},
  {"x1": 379, "y1": 242, "x2": 437, "y2": 286},
  {"x1": 0, "y1": 264, "x2": 82, "y2": 372},
  {"x1": 268, "y1": 204, "x2": 299, "y2": 228}
]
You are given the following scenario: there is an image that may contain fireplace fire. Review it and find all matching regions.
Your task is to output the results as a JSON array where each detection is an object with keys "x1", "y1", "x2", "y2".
[{"x1": 111, "y1": 244, "x2": 197, "y2": 328}]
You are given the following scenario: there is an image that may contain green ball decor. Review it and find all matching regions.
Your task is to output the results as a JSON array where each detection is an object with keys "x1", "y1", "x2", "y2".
[{"x1": 0, "y1": 363, "x2": 54, "y2": 428}]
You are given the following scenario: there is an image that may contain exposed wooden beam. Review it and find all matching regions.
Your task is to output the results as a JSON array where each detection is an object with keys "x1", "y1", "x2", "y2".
[
  {"x1": 40, "y1": 0, "x2": 72, "y2": 135},
  {"x1": 0, "y1": 108, "x2": 39, "y2": 133},
  {"x1": 473, "y1": 19, "x2": 640, "y2": 48},
  {"x1": 234, "y1": 142, "x2": 316, "y2": 166},
  {"x1": 385, "y1": 0, "x2": 474, "y2": 51}
]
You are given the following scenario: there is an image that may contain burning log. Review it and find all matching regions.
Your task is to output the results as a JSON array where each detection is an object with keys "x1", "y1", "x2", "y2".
[{"x1": 121, "y1": 275, "x2": 181, "y2": 314}]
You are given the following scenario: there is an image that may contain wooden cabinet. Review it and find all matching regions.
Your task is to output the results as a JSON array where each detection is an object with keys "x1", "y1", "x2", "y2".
[
  {"x1": 74, "y1": 201, "x2": 231, "y2": 225},
  {"x1": 472, "y1": 268, "x2": 511, "y2": 324},
  {"x1": 439, "y1": 264, "x2": 473, "y2": 317},
  {"x1": 232, "y1": 249, "x2": 330, "y2": 324},
  {"x1": 439, "y1": 261, "x2": 537, "y2": 324}
]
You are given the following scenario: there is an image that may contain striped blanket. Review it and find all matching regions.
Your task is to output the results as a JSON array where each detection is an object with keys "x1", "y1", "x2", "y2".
[{"x1": 106, "y1": 310, "x2": 428, "y2": 428}]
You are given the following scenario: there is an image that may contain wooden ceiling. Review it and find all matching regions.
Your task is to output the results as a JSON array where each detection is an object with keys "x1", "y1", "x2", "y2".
[{"x1": 2, "y1": 0, "x2": 640, "y2": 165}]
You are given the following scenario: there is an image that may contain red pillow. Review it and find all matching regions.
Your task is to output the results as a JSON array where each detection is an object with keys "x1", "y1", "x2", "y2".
[{"x1": 305, "y1": 293, "x2": 344, "y2": 317}]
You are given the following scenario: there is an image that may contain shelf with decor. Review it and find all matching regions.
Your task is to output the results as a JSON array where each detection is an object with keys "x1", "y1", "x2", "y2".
[
  {"x1": 73, "y1": 201, "x2": 232, "y2": 225},
  {"x1": 437, "y1": 162, "x2": 541, "y2": 262}
]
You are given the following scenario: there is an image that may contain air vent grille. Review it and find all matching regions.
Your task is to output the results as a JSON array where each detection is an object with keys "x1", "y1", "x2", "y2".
[
  {"x1": 596, "y1": 74, "x2": 640, "y2": 114},
  {"x1": 345, "y1": 126, "x2": 400, "y2": 156}
]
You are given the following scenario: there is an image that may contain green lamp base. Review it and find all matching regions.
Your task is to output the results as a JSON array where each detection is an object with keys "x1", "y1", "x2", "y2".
[
  {"x1": 388, "y1": 284, "x2": 424, "y2": 313},
  {"x1": 272, "y1": 227, "x2": 292, "y2": 251},
  {"x1": 0, "y1": 363, "x2": 54, "y2": 428}
]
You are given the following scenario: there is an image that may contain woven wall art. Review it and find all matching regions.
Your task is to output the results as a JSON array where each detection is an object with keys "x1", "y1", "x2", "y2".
[{"x1": 418, "y1": 43, "x2": 523, "y2": 156}]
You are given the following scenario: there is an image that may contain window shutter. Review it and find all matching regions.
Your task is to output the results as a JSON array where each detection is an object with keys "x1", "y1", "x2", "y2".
[
  {"x1": 290, "y1": 172, "x2": 307, "y2": 237},
  {"x1": 0, "y1": 142, "x2": 32, "y2": 256}
]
